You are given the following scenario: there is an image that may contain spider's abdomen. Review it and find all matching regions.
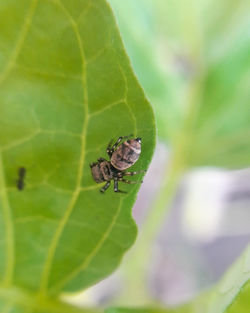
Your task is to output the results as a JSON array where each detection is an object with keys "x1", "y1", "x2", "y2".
[
  {"x1": 91, "y1": 161, "x2": 113, "y2": 183},
  {"x1": 111, "y1": 138, "x2": 141, "y2": 170}
]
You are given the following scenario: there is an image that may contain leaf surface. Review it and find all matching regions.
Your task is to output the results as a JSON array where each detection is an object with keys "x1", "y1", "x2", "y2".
[
  {"x1": 0, "y1": 0, "x2": 155, "y2": 307},
  {"x1": 202, "y1": 244, "x2": 250, "y2": 313}
]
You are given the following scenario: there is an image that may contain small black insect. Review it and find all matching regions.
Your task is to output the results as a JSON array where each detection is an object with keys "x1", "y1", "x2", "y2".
[
  {"x1": 16, "y1": 167, "x2": 26, "y2": 191},
  {"x1": 90, "y1": 135, "x2": 146, "y2": 193}
]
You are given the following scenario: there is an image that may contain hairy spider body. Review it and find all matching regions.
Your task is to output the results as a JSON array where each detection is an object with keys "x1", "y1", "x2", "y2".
[
  {"x1": 111, "y1": 139, "x2": 141, "y2": 170},
  {"x1": 91, "y1": 160, "x2": 113, "y2": 183},
  {"x1": 90, "y1": 136, "x2": 145, "y2": 193}
]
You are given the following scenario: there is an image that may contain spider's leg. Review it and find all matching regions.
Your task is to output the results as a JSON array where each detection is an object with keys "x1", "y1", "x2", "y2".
[
  {"x1": 100, "y1": 181, "x2": 111, "y2": 193},
  {"x1": 118, "y1": 178, "x2": 142, "y2": 184},
  {"x1": 106, "y1": 139, "x2": 114, "y2": 158},
  {"x1": 107, "y1": 135, "x2": 133, "y2": 157},
  {"x1": 89, "y1": 162, "x2": 98, "y2": 168},
  {"x1": 98, "y1": 157, "x2": 107, "y2": 162},
  {"x1": 114, "y1": 178, "x2": 127, "y2": 193},
  {"x1": 123, "y1": 170, "x2": 146, "y2": 176}
]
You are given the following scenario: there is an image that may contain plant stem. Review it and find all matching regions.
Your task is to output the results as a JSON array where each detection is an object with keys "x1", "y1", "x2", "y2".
[
  {"x1": 119, "y1": 71, "x2": 204, "y2": 305},
  {"x1": 118, "y1": 151, "x2": 185, "y2": 305}
]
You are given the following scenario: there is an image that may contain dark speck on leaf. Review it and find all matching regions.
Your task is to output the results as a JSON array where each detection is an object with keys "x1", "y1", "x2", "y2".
[{"x1": 16, "y1": 167, "x2": 26, "y2": 191}]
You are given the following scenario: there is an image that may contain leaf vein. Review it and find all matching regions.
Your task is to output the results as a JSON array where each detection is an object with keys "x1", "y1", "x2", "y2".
[
  {"x1": 119, "y1": 64, "x2": 137, "y2": 134},
  {"x1": 38, "y1": 0, "x2": 90, "y2": 295},
  {"x1": 0, "y1": 153, "x2": 14, "y2": 285},
  {"x1": 51, "y1": 199, "x2": 124, "y2": 293},
  {"x1": 0, "y1": 0, "x2": 38, "y2": 85},
  {"x1": 89, "y1": 99, "x2": 125, "y2": 118}
]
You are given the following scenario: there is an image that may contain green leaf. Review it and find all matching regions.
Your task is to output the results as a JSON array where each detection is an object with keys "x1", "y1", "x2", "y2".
[
  {"x1": 0, "y1": 0, "x2": 155, "y2": 310},
  {"x1": 227, "y1": 281, "x2": 250, "y2": 313},
  {"x1": 201, "y1": 244, "x2": 250, "y2": 313},
  {"x1": 105, "y1": 309, "x2": 170, "y2": 313},
  {"x1": 0, "y1": 286, "x2": 101, "y2": 313},
  {"x1": 106, "y1": 245, "x2": 250, "y2": 313},
  {"x1": 105, "y1": 303, "x2": 193, "y2": 313}
]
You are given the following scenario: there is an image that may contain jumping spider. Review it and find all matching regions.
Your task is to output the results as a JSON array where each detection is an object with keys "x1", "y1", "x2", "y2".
[{"x1": 90, "y1": 135, "x2": 146, "y2": 193}]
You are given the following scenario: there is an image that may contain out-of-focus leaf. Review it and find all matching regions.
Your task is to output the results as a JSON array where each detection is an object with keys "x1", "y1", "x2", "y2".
[
  {"x1": 226, "y1": 281, "x2": 250, "y2": 312},
  {"x1": 0, "y1": 286, "x2": 100, "y2": 313},
  {"x1": 108, "y1": 0, "x2": 182, "y2": 140},
  {"x1": 164, "y1": 244, "x2": 250, "y2": 313},
  {"x1": 192, "y1": 31, "x2": 250, "y2": 168},
  {"x1": 109, "y1": 0, "x2": 250, "y2": 169},
  {"x1": 0, "y1": 0, "x2": 155, "y2": 311},
  {"x1": 109, "y1": 245, "x2": 250, "y2": 312},
  {"x1": 106, "y1": 309, "x2": 165, "y2": 313},
  {"x1": 105, "y1": 307, "x2": 191, "y2": 313},
  {"x1": 200, "y1": 244, "x2": 250, "y2": 313}
]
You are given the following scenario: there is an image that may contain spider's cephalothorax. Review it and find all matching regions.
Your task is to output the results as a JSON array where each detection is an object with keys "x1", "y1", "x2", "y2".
[{"x1": 90, "y1": 135, "x2": 146, "y2": 193}]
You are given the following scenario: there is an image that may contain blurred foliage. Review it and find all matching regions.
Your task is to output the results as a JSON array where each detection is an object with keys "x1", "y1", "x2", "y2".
[
  {"x1": 109, "y1": 0, "x2": 250, "y2": 169},
  {"x1": 105, "y1": 308, "x2": 170, "y2": 313},
  {"x1": 199, "y1": 244, "x2": 250, "y2": 313},
  {"x1": 105, "y1": 246, "x2": 250, "y2": 313}
]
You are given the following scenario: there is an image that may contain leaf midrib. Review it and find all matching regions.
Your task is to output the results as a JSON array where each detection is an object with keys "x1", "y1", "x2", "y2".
[
  {"x1": 0, "y1": 152, "x2": 14, "y2": 286},
  {"x1": 0, "y1": 0, "x2": 38, "y2": 85},
  {"x1": 50, "y1": 198, "x2": 124, "y2": 293}
]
